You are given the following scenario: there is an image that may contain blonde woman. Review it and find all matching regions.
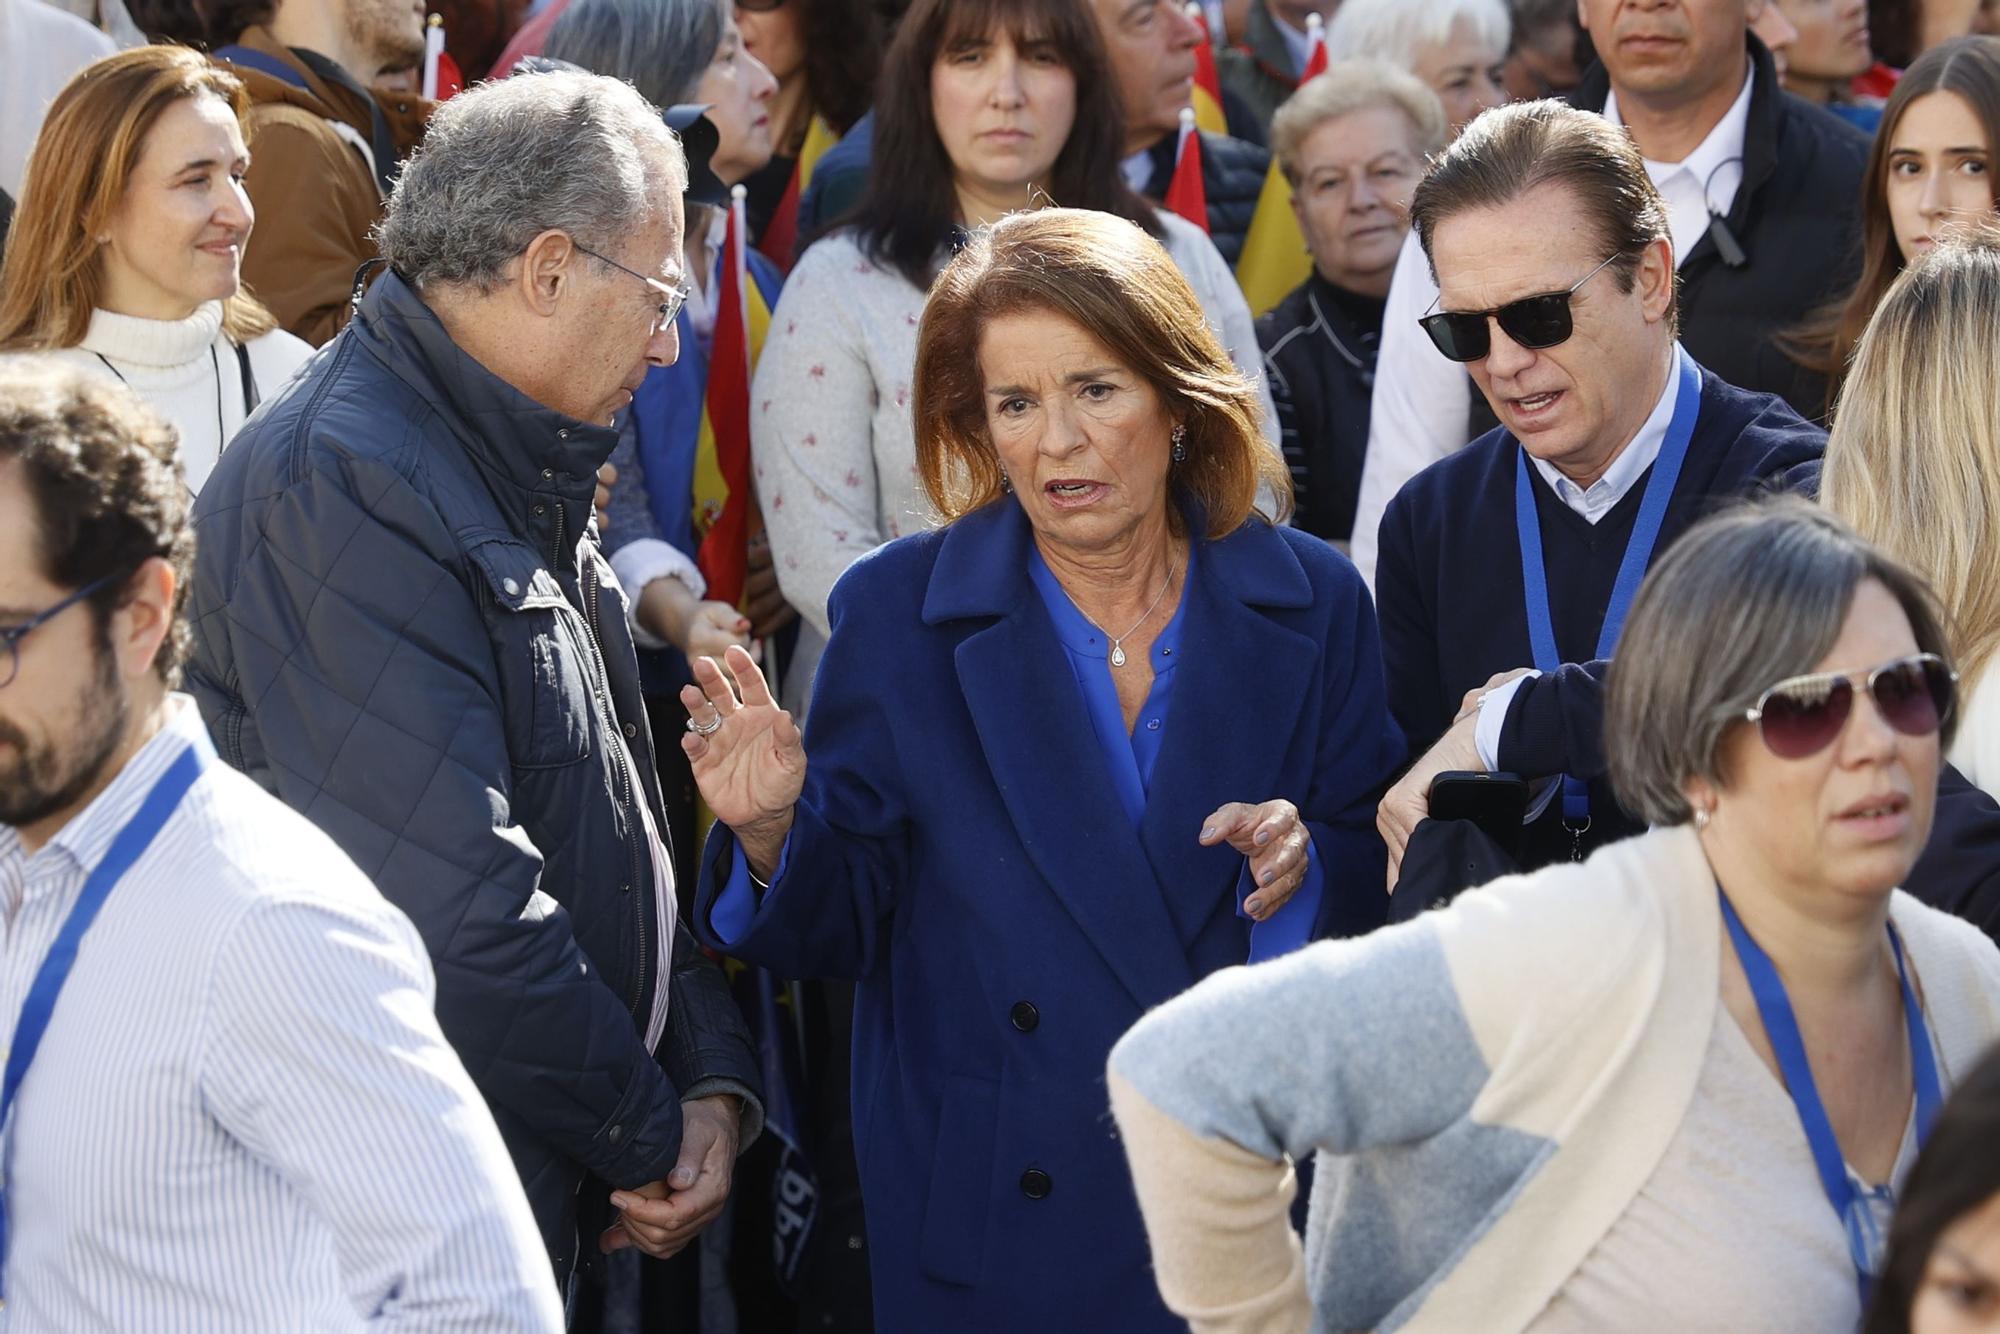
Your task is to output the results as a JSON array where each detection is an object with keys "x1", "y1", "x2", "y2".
[
  {"x1": 1823, "y1": 224, "x2": 2000, "y2": 796},
  {"x1": 0, "y1": 45, "x2": 309, "y2": 495}
]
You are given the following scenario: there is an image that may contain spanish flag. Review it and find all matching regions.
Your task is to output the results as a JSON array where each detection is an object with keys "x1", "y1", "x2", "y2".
[
  {"x1": 1234, "y1": 14, "x2": 1329, "y2": 317},
  {"x1": 693, "y1": 186, "x2": 774, "y2": 607},
  {"x1": 1165, "y1": 107, "x2": 1208, "y2": 231},
  {"x1": 755, "y1": 114, "x2": 841, "y2": 274},
  {"x1": 1186, "y1": 3, "x2": 1228, "y2": 136}
]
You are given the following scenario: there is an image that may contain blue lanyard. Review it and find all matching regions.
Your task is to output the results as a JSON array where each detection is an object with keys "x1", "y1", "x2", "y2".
[
  {"x1": 0, "y1": 739, "x2": 207, "y2": 1298},
  {"x1": 1718, "y1": 890, "x2": 1943, "y2": 1308},
  {"x1": 1514, "y1": 348, "x2": 1702, "y2": 833}
]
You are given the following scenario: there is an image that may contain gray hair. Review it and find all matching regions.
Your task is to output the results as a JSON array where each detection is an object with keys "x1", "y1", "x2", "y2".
[
  {"x1": 544, "y1": 0, "x2": 726, "y2": 110},
  {"x1": 1606, "y1": 500, "x2": 1956, "y2": 827},
  {"x1": 1271, "y1": 59, "x2": 1448, "y2": 183},
  {"x1": 1325, "y1": 0, "x2": 1511, "y2": 70},
  {"x1": 375, "y1": 70, "x2": 688, "y2": 293}
]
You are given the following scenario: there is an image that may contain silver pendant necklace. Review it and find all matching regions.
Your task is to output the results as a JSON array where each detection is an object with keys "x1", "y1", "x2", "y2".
[{"x1": 1082, "y1": 568, "x2": 1174, "y2": 668}]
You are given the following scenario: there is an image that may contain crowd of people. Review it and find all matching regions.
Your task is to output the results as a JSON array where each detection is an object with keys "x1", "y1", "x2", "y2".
[{"x1": 5, "y1": 0, "x2": 2000, "y2": 1331}]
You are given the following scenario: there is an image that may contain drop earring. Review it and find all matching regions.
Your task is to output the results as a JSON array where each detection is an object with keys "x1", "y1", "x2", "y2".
[
  {"x1": 1000, "y1": 470, "x2": 1012, "y2": 493},
  {"x1": 1170, "y1": 423, "x2": 1187, "y2": 463}
]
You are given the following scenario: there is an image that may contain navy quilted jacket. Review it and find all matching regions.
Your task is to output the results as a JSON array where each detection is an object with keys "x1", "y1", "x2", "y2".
[{"x1": 186, "y1": 271, "x2": 762, "y2": 1281}]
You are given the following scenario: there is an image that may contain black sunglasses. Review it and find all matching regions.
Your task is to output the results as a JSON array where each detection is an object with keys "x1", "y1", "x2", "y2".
[
  {"x1": 1743, "y1": 653, "x2": 1958, "y2": 760},
  {"x1": 1418, "y1": 253, "x2": 1621, "y2": 363}
]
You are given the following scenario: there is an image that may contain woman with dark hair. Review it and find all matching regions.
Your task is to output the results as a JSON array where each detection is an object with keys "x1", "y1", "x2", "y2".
[
  {"x1": 1788, "y1": 35, "x2": 2000, "y2": 405},
  {"x1": 1867, "y1": 1043, "x2": 2000, "y2": 1334},
  {"x1": 753, "y1": 0, "x2": 1275, "y2": 709},
  {"x1": 687, "y1": 207, "x2": 1399, "y2": 1332}
]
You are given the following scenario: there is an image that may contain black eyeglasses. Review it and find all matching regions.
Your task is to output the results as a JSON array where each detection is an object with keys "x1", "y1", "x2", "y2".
[
  {"x1": 574, "y1": 243, "x2": 693, "y2": 333},
  {"x1": 0, "y1": 573, "x2": 124, "y2": 690},
  {"x1": 1743, "y1": 653, "x2": 1958, "y2": 760},
  {"x1": 1418, "y1": 253, "x2": 1621, "y2": 363}
]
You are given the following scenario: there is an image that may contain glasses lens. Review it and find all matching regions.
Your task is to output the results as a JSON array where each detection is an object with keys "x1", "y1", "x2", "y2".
[
  {"x1": 1495, "y1": 293, "x2": 1576, "y2": 350},
  {"x1": 1759, "y1": 678, "x2": 1854, "y2": 759},
  {"x1": 1872, "y1": 657, "x2": 1952, "y2": 738},
  {"x1": 1420, "y1": 312, "x2": 1488, "y2": 363}
]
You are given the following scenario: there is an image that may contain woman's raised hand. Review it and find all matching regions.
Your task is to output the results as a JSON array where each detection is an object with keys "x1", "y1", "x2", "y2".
[
  {"x1": 1199, "y1": 799, "x2": 1310, "y2": 921},
  {"x1": 681, "y1": 645, "x2": 804, "y2": 875}
]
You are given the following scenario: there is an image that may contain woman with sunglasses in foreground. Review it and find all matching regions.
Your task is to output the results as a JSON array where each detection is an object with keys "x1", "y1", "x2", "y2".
[{"x1": 1111, "y1": 499, "x2": 2000, "y2": 1333}]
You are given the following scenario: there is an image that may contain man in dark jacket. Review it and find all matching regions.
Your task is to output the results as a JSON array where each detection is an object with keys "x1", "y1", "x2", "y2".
[
  {"x1": 1372, "y1": 102, "x2": 1825, "y2": 878},
  {"x1": 186, "y1": 71, "x2": 763, "y2": 1292},
  {"x1": 1218, "y1": 0, "x2": 1340, "y2": 131}
]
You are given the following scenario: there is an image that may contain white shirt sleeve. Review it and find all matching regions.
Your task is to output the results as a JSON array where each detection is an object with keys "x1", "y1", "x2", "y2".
[
  {"x1": 607, "y1": 537, "x2": 707, "y2": 650},
  {"x1": 1350, "y1": 231, "x2": 1472, "y2": 590},
  {"x1": 1474, "y1": 672, "x2": 1539, "y2": 772}
]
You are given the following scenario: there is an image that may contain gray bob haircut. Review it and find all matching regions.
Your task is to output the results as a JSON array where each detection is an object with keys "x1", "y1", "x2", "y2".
[
  {"x1": 1410, "y1": 100, "x2": 1675, "y2": 324},
  {"x1": 544, "y1": 0, "x2": 726, "y2": 110},
  {"x1": 1326, "y1": 0, "x2": 1510, "y2": 70},
  {"x1": 1606, "y1": 499, "x2": 1955, "y2": 827},
  {"x1": 376, "y1": 70, "x2": 687, "y2": 293},
  {"x1": 1270, "y1": 59, "x2": 1448, "y2": 184}
]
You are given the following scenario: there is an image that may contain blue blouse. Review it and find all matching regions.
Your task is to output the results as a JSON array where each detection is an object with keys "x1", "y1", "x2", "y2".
[{"x1": 712, "y1": 543, "x2": 1324, "y2": 961}]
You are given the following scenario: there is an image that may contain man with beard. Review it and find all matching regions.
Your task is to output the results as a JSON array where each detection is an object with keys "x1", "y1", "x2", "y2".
[
  {"x1": 0, "y1": 360, "x2": 562, "y2": 1329},
  {"x1": 206, "y1": 0, "x2": 433, "y2": 343}
]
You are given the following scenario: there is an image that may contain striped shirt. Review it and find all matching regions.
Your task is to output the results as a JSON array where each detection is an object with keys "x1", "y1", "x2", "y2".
[{"x1": 0, "y1": 698, "x2": 562, "y2": 1332}]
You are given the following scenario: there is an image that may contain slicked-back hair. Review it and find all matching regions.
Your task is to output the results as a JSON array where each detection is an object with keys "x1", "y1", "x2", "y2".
[
  {"x1": 839, "y1": 0, "x2": 1161, "y2": 290},
  {"x1": 375, "y1": 70, "x2": 687, "y2": 294},
  {"x1": 913, "y1": 208, "x2": 1288, "y2": 540},
  {"x1": 0, "y1": 356, "x2": 193, "y2": 685},
  {"x1": 1410, "y1": 99, "x2": 1677, "y2": 327},
  {"x1": 545, "y1": 0, "x2": 727, "y2": 111},
  {"x1": 1606, "y1": 500, "x2": 1954, "y2": 828}
]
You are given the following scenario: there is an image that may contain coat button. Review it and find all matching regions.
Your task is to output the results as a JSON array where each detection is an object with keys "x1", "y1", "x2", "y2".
[
  {"x1": 1009, "y1": 1001, "x2": 1039, "y2": 1032},
  {"x1": 501, "y1": 577, "x2": 520, "y2": 596},
  {"x1": 542, "y1": 468, "x2": 554, "y2": 480},
  {"x1": 607, "y1": 1124, "x2": 625, "y2": 1147},
  {"x1": 623, "y1": 721, "x2": 638, "y2": 739},
  {"x1": 1019, "y1": 1168, "x2": 1051, "y2": 1200}
]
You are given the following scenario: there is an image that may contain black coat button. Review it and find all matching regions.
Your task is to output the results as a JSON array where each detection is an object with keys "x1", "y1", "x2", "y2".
[
  {"x1": 1020, "y1": 1168, "x2": 1051, "y2": 1200},
  {"x1": 607, "y1": 1124, "x2": 626, "y2": 1147},
  {"x1": 1009, "y1": 1001, "x2": 1039, "y2": 1032}
]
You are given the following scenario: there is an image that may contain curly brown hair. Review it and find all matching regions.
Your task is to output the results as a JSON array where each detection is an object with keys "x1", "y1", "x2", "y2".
[
  {"x1": 0, "y1": 357, "x2": 195, "y2": 685},
  {"x1": 913, "y1": 209, "x2": 1288, "y2": 540}
]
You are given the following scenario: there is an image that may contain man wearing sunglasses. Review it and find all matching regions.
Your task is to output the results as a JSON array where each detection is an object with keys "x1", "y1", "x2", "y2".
[
  {"x1": 1372, "y1": 100, "x2": 1824, "y2": 885},
  {"x1": 0, "y1": 362, "x2": 563, "y2": 1327},
  {"x1": 183, "y1": 72, "x2": 765, "y2": 1302}
]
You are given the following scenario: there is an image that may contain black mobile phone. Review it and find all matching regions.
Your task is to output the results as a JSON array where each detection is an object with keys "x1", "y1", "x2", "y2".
[{"x1": 1427, "y1": 772, "x2": 1530, "y2": 851}]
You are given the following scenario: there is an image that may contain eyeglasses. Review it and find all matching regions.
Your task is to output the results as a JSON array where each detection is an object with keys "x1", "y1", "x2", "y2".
[
  {"x1": 1418, "y1": 252, "x2": 1622, "y2": 363},
  {"x1": 1743, "y1": 653, "x2": 1958, "y2": 760},
  {"x1": 573, "y1": 243, "x2": 693, "y2": 333},
  {"x1": 0, "y1": 573, "x2": 125, "y2": 690}
]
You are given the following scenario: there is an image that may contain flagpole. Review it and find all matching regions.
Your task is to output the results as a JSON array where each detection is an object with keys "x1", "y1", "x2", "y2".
[{"x1": 421, "y1": 14, "x2": 444, "y2": 100}]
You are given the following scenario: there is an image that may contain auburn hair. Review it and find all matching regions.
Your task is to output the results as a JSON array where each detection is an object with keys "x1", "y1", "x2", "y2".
[
  {"x1": 913, "y1": 208, "x2": 1288, "y2": 540},
  {"x1": 0, "y1": 44, "x2": 278, "y2": 351}
]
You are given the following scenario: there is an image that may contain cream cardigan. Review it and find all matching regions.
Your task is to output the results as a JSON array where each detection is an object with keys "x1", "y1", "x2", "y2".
[{"x1": 1108, "y1": 824, "x2": 2000, "y2": 1333}]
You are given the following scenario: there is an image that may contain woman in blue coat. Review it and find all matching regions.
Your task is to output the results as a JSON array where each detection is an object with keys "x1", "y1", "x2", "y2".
[{"x1": 683, "y1": 208, "x2": 1404, "y2": 1332}]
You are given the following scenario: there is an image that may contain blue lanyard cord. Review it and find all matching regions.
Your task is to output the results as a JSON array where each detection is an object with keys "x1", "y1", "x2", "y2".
[
  {"x1": 1515, "y1": 349, "x2": 1703, "y2": 831},
  {"x1": 1718, "y1": 890, "x2": 1943, "y2": 1307},
  {"x1": 0, "y1": 741, "x2": 207, "y2": 1298}
]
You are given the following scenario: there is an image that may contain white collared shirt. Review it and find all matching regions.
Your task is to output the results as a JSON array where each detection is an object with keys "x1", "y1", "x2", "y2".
[
  {"x1": 1604, "y1": 67, "x2": 1754, "y2": 270},
  {"x1": 0, "y1": 699, "x2": 561, "y2": 1331}
]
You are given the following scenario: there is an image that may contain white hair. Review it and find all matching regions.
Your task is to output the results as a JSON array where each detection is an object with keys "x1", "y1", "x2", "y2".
[{"x1": 1324, "y1": 0, "x2": 1512, "y2": 71}]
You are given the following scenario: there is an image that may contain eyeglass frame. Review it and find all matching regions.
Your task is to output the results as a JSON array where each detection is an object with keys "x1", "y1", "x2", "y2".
[
  {"x1": 572, "y1": 242, "x2": 693, "y2": 334},
  {"x1": 0, "y1": 572, "x2": 127, "y2": 690},
  {"x1": 1418, "y1": 251, "x2": 1624, "y2": 363},
  {"x1": 1740, "y1": 652, "x2": 1960, "y2": 756}
]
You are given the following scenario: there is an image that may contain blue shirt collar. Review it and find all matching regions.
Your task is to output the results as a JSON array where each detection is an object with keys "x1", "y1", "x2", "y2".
[{"x1": 1025, "y1": 541, "x2": 1195, "y2": 665}]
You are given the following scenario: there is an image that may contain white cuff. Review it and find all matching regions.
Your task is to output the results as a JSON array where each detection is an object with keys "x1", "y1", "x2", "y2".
[
  {"x1": 607, "y1": 538, "x2": 706, "y2": 650},
  {"x1": 1473, "y1": 672, "x2": 1539, "y2": 771}
]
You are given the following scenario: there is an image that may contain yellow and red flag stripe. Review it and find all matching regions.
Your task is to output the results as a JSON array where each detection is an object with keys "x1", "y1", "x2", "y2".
[
  {"x1": 755, "y1": 114, "x2": 841, "y2": 274},
  {"x1": 1185, "y1": 3, "x2": 1228, "y2": 136},
  {"x1": 1234, "y1": 13, "x2": 1329, "y2": 316},
  {"x1": 693, "y1": 185, "x2": 774, "y2": 607}
]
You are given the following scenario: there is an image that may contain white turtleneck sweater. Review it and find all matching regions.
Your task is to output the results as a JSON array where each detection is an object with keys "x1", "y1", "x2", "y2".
[{"x1": 43, "y1": 302, "x2": 313, "y2": 493}]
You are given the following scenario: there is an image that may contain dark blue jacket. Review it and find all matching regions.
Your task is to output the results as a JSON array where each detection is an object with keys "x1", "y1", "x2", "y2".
[
  {"x1": 186, "y1": 271, "x2": 762, "y2": 1281},
  {"x1": 1377, "y1": 364, "x2": 1825, "y2": 864},
  {"x1": 694, "y1": 499, "x2": 1402, "y2": 1332}
]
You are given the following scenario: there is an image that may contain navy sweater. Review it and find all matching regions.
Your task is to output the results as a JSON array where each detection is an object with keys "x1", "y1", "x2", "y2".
[{"x1": 1376, "y1": 367, "x2": 1825, "y2": 864}]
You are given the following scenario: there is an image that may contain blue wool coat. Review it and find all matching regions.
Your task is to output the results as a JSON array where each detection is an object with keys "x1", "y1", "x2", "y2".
[{"x1": 695, "y1": 499, "x2": 1403, "y2": 1333}]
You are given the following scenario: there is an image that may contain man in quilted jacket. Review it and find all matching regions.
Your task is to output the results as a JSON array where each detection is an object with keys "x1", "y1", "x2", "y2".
[{"x1": 184, "y1": 71, "x2": 764, "y2": 1297}]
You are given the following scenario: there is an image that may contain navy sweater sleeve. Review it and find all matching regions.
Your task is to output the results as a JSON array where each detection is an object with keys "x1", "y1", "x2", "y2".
[
  {"x1": 1374, "y1": 485, "x2": 1444, "y2": 752},
  {"x1": 1496, "y1": 660, "x2": 1609, "y2": 781}
]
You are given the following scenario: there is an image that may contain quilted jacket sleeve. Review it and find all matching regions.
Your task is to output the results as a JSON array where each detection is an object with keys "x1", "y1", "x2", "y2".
[{"x1": 188, "y1": 455, "x2": 688, "y2": 1191}]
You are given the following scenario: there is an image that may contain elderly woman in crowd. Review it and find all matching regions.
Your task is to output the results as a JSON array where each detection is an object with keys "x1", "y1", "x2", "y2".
[
  {"x1": 1112, "y1": 501, "x2": 2000, "y2": 1333},
  {"x1": 1324, "y1": 0, "x2": 1510, "y2": 136},
  {"x1": 683, "y1": 208, "x2": 1403, "y2": 1333},
  {"x1": 1825, "y1": 228, "x2": 2000, "y2": 799},
  {"x1": 1256, "y1": 59, "x2": 1444, "y2": 545},
  {"x1": 1788, "y1": 36, "x2": 2000, "y2": 409},
  {"x1": 0, "y1": 45, "x2": 310, "y2": 494},
  {"x1": 751, "y1": 0, "x2": 1275, "y2": 710}
]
